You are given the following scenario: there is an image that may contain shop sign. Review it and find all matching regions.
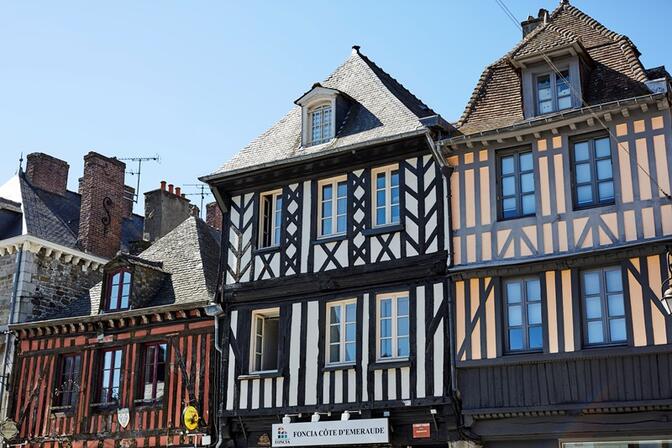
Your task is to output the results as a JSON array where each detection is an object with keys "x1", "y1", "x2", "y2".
[
  {"x1": 412, "y1": 423, "x2": 431, "y2": 439},
  {"x1": 272, "y1": 418, "x2": 389, "y2": 447}
]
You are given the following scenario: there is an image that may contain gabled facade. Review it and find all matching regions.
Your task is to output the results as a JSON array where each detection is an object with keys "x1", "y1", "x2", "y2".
[
  {"x1": 203, "y1": 46, "x2": 461, "y2": 447},
  {"x1": 441, "y1": 2, "x2": 672, "y2": 447}
]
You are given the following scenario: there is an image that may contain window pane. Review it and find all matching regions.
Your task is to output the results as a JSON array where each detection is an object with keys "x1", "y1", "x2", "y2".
[
  {"x1": 376, "y1": 173, "x2": 385, "y2": 189},
  {"x1": 330, "y1": 306, "x2": 340, "y2": 324},
  {"x1": 380, "y1": 299, "x2": 392, "y2": 317},
  {"x1": 595, "y1": 138, "x2": 611, "y2": 158},
  {"x1": 608, "y1": 294, "x2": 625, "y2": 317},
  {"x1": 337, "y1": 196, "x2": 347, "y2": 215},
  {"x1": 506, "y1": 282, "x2": 521, "y2": 303},
  {"x1": 597, "y1": 159, "x2": 612, "y2": 181},
  {"x1": 502, "y1": 198, "x2": 517, "y2": 216},
  {"x1": 345, "y1": 343, "x2": 355, "y2": 362},
  {"x1": 539, "y1": 100, "x2": 553, "y2": 114},
  {"x1": 322, "y1": 184, "x2": 332, "y2": 201},
  {"x1": 598, "y1": 181, "x2": 614, "y2": 202},
  {"x1": 519, "y1": 152, "x2": 533, "y2": 172},
  {"x1": 109, "y1": 284, "x2": 119, "y2": 309},
  {"x1": 509, "y1": 328, "x2": 523, "y2": 351},
  {"x1": 376, "y1": 207, "x2": 385, "y2": 226},
  {"x1": 508, "y1": 305, "x2": 522, "y2": 326},
  {"x1": 605, "y1": 268, "x2": 623, "y2": 293},
  {"x1": 321, "y1": 218, "x2": 332, "y2": 236},
  {"x1": 336, "y1": 215, "x2": 346, "y2": 233},
  {"x1": 391, "y1": 185, "x2": 399, "y2": 205},
  {"x1": 121, "y1": 283, "x2": 130, "y2": 309},
  {"x1": 104, "y1": 351, "x2": 112, "y2": 369},
  {"x1": 390, "y1": 171, "x2": 399, "y2": 187},
  {"x1": 529, "y1": 326, "x2": 543, "y2": 349},
  {"x1": 502, "y1": 176, "x2": 516, "y2": 195},
  {"x1": 526, "y1": 279, "x2": 541, "y2": 301},
  {"x1": 114, "y1": 351, "x2": 122, "y2": 368},
  {"x1": 521, "y1": 173, "x2": 534, "y2": 193},
  {"x1": 522, "y1": 194, "x2": 536, "y2": 215},
  {"x1": 574, "y1": 142, "x2": 590, "y2": 161},
  {"x1": 558, "y1": 95, "x2": 572, "y2": 110},
  {"x1": 397, "y1": 316, "x2": 409, "y2": 337},
  {"x1": 557, "y1": 78, "x2": 570, "y2": 97},
  {"x1": 577, "y1": 185, "x2": 593, "y2": 205},
  {"x1": 380, "y1": 319, "x2": 391, "y2": 338},
  {"x1": 501, "y1": 156, "x2": 514, "y2": 175},
  {"x1": 587, "y1": 321, "x2": 604, "y2": 344},
  {"x1": 586, "y1": 296, "x2": 602, "y2": 319},
  {"x1": 329, "y1": 345, "x2": 339, "y2": 363},
  {"x1": 397, "y1": 297, "x2": 409, "y2": 316},
  {"x1": 330, "y1": 325, "x2": 340, "y2": 342},
  {"x1": 576, "y1": 163, "x2": 592, "y2": 183},
  {"x1": 391, "y1": 204, "x2": 400, "y2": 224},
  {"x1": 528, "y1": 303, "x2": 542, "y2": 325},
  {"x1": 397, "y1": 337, "x2": 409, "y2": 357},
  {"x1": 380, "y1": 339, "x2": 392, "y2": 358},
  {"x1": 346, "y1": 323, "x2": 356, "y2": 341},
  {"x1": 345, "y1": 303, "x2": 356, "y2": 322},
  {"x1": 537, "y1": 75, "x2": 551, "y2": 99},
  {"x1": 376, "y1": 190, "x2": 385, "y2": 208},
  {"x1": 610, "y1": 318, "x2": 627, "y2": 342}
]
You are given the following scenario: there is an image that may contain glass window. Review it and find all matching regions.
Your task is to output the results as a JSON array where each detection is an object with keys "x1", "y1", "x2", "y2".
[
  {"x1": 504, "y1": 277, "x2": 543, "y2": 352},
  {"x1": 536, "y1": 70, "x2": 572, "y2": 115},
  {"x1": 54, "y1": 354, "x2": 81, "y2": 407},
  {"x1": 251, "y1": 309, "x2": 280, "y2": 372},
  {"x1": 106, "y1": 270, "x2": 131, "y2": 311},
  {"x1": 327, "y1": 300, "x2": 357, "y2": 364},
  {"x1": 98, "y1": 349, "x2": 122, "y2": 404},
  {"x1": 372, "y1": 165, "x2": 400, "y2": 227},
  {"x1": 309, "y1": 104, "x2": 333, "y2": 145},
  {"x1": 582, "y1": 266, "x2": 627, "y2": 346},
  {"x1": 572, "y1": 136, "x2": 615, "y2": 208},
  {"x1": 377, "y1": 292, "x2": 410, "y2": 360},
  {"x1": 319, "y1": 177, "x2": 348, "y2": 237},
  {"x1": 142, "y1": 343, "x2": 167, "y2": 401},
  {"x1": 499, "y1": 150, "x2": 536, "y2": 219},
  {"x1": 259, "y1": 190, "x2": 283, "y2": 248}
]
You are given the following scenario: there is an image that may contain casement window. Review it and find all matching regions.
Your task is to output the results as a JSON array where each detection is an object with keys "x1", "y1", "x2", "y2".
[
  {"x1": 251, "y1": 308, "x2": 280, "y2": 373},
  {"x1": 372, "y1": 164, "x2": 400, "y2": 227},
  {"x1": 563, "y1": 441, "x2": 672, "y2": 448},
  {"x1": 504, "y1": 277, "x2": 543, "y2": 352},
  {"x1": 326, "y1": 300, "x2": 356, "y2": 365},
  {"x1": 581, "y1": 266, "x2": 627, "y2": 346},
  {"x1": 536, "y1": 69, "x2": 571, "y2": 115},
  {"x1": 318, "y1": 176, "x2": 347, "y2": 238},
  {"x1": 259, "y1": 190, "x2": 283, "y2": 248},
  {"x1": 498, "y1": 150, "x2": 535, "y2": 220},
  {"x1": 309, "y1": 104, "x2": 333, "y2": 145},
  {"x1": 98, "y1": 349, "x2": 123, "y2": 404},
  {"x1": 572, "y1": 135, "x2": 615, "y2": 208},
  {"x1": 376, "y1": 292, "x2": 409, "y2": 360},
  {"x1": 141, "y1": 343, "x2": 167, "y2": 401},
  {"x1": 105, "y1": 269, "x2": 131, "y2": 311},
  {"x1": 54, "y1": 354, "x2": 81, "y2": 407}
]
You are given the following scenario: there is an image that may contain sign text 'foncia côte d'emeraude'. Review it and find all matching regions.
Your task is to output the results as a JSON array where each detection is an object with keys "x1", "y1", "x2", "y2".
[{"x1": 272, "y1": 418, "x2": 389, "y2": 446}]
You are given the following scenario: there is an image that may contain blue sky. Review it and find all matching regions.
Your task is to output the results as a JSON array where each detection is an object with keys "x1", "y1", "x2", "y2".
[{"x1": 1, "y1": 0, "x2": 670, "y2": 214}]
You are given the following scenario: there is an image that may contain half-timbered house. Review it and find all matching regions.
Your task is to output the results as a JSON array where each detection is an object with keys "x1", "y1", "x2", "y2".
[
  {"x1": 202, "y1": 47, "x2": 460, "y2": 447},
  {"x1": 440, "y1": 1, "x2": 672, "y2": 446},
  {"x1": 7, "y1": 216, "x2": 219, "y2": 448}
]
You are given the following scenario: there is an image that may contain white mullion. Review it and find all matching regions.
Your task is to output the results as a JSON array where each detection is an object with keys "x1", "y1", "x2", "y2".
[{"x1": 386, "y1": 170, "x2": 392, "y2": 225}]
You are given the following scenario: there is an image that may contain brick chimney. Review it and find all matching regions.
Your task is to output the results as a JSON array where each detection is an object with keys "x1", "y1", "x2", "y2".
[
  {"x1": 206, "y1": 201, "x2": 223, "y2": 231},
  {"x1": 123, "y1": 185, "x2": 135, "y2": 218},
  {"x1": 78, "y1": 152, "x2": 126, "y2": 258},
  {"x1": 25, "y1": 153, "x2": 69, "y2": 196},
  {"x1": 521, "y1": 8, "x2": 548, "y2": 38},
  {"x1": 143, "y1": 181, "x2": 197, "y2": 242}
]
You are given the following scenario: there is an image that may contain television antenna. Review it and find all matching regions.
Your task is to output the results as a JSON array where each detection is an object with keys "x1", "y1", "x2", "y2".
[
  {"x1": 119, "y1": 155, "x2": 160, "y2": 203},
  {"x1": 183, "y1": 183, "x2": 212, "y2": 217}
]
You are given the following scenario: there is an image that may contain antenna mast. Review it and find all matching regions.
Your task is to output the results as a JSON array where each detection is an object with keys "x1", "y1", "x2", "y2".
[
  {"x1": 183, "y1": 183, "x2": 212, "y2": 218},
  {"x1": 118, "y1": 155, "x2": 160, "y2": 203}
]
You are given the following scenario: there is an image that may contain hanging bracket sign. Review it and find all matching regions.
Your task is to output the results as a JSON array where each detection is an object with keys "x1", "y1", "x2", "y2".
[{"x1": 272, "y1": 418, "x2": 388, "y2": 447}]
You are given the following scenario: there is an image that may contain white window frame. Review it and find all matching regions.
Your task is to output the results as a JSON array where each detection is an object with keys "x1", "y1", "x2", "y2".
[
  {"x1": 375, "y1": 292, "x2": 410, "y2": 361},
  {"x1": 317, "y1": 176, "x2": 348, "y2": 238},
  {"x1": 535, "y1": 69, "x2": 572, "y2": 115},
  {"x1": 371, "y1": 164, "x2": 401, "y2": 228},
  {"x1": 250, "y1": 308, "x2": 280, "y2": 374},
  {"x1": 326, "y1": 299, "x2": 357, "y2": 366},
  {"x1": 258, "y1": 189, "x2": 282, "y2": 248},
  {"x1": 308, "y1": 103, "x2": 333, "y2": 146}
]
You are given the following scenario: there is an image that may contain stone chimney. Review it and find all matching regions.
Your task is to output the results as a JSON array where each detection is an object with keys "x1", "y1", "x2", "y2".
[
  {"x1": 521, "y1": 8, "x2": 548, "y2": 38},
  {"x1": 143, "y1": 181, "x2": 197, "y2": 242},
  {"x1": 206, "y1": 201, "x2": 223, "y2": 231},
  {"x1": 25, "y1": 153, "x2": 69, "y2": 196},
  {"x1": 123, "y1": 185, "x2": 135, "y2": 218},
  {"x1": 78, "y1": 152, "x2": 126, "y2": 258}
]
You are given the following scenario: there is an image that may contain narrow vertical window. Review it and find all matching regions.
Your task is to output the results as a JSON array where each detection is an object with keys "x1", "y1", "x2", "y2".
[
  {"x1": 504, "y1": 277, "x2": 543, "y2": 352},
  {"x1": 318, "y1": 176, "x2": 347, "y2": 238},
  {"x1": 326, "y1": 300, "x2": 357, "y2": 364},
  {"x1": 377, "y1": 292, "x2": 409, "y2": 360},
  {"x1": 142, "y1": 343, "x2": 167, "y2": 401},
  {"x1": 309, "y1": 104, "x2": 333, "y2": 145},
  {"x1": 259, "y1": 190, "x2": 283, "y2": 248},
  {"x1": 250, "y1": 308, "x2": 280, "y2": 372},
  {"x1": 536, "y1": 70, "x2": 572, "y2": 115},
  {"x1": 499, "y1": 150, "x2": 535, "y2": 219},
  {"x1": 98, "y1": 349, "x2": 122, "y2": 404},
  {"x1": 54, "y1": 354, "x2": 81, "y2": 407},
  {"x1": 106, "y1": 270, "x2": 131, "y2": 311},
  {"x1": 582, "y1": 266, "x2": 627, "y2": 346},
  {"x1": 372, "y1": 165, "x2": 400, "y2": 227},
  {"x1": 572, "y1": 135, "x2": 614, "y2": 208}
]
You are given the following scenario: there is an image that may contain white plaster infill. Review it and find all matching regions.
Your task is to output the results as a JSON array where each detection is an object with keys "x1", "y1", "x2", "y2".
[{"x1": 0, "y1": 235, "x2": 108, "y2": 272}]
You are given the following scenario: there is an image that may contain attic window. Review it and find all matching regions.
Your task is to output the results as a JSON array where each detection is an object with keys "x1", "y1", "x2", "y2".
[
  {"x1": 105, "y1": 269, "x2": 131, "y2": 311},
  {"x1": 309, "y1": 103, "x2": 333, "y2": 145},
  {"x1": 536, "y1": 70, "x2": 571, "y2": 115}
]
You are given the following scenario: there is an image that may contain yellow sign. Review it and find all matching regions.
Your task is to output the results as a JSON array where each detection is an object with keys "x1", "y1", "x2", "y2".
[{"x1": 182, "y1": 406, "x2": 200, "y2": 431}]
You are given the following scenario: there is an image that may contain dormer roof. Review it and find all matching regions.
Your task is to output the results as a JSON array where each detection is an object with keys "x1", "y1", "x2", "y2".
[{"x1": 294, "y1": 83, "x2": 343, "y2": 106}]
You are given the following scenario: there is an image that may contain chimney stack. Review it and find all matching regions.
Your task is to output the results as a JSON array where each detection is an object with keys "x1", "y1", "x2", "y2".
[
  {"x1": 25, "y1": 153, "x2": 69, "y2": 196},
  {"x1": 78, "y1": 152, "x2": 126, "y2": 258},
  {"x1": 123, "y1": 185, "x2": 135, "y2": 218},
  {"x1": 143, "y1": 182, "x2": 196, "y2": 242},
  {"x1": 521, "y1": 8, "x2": 548, "y2": 38},
  {"x1": 206, "y1": 201, "x2": 223, "y2": 231}
]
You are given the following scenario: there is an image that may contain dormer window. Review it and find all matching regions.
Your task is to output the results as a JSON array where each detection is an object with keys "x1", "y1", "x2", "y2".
[
  {"x1": 310, "y1": 104, "x2": 333, "y2": 145},
  {"x1": 105, "y1": 269, "x2": 131, "y2": 311},
  {"x1": 536, "y1": 70, "x2": 571, "y2": 114}
]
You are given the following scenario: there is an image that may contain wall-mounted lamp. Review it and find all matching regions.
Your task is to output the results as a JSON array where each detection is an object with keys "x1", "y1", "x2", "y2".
[
  {"x1": 282, "y1": 415, "x2": 291, "y2": 425},
  {"x1": 341, "y1": 411, "x2": 350, "y2": 421},
  {"x1": 311, "y1": 412, "x2": 321, "y2": 422}
]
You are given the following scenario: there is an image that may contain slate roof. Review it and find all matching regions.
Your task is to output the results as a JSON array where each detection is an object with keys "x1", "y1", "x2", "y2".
[
  {"x1": 0, "y1": 172, "x2": 143, "y2": 253},
  {"x1": 456, "y1": 1, "x2": 656, "y2": 135},
  {"x1": 206, "y1": 47, "x2": 437, "y2": 178}
]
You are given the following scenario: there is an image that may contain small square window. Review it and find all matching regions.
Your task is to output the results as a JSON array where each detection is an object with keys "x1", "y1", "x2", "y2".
[
  {"x1": 535, "y1": 70, "x2": 572, "y2": 115},
  {"x1": 309, "y1": 104, "x2": 333, "y2": 145},
  {"x1": 250, "y1": 309, "x2": 280, "y2": 373},
  {"x1": 259, "y1": 190, "x2": 283, "y2": 248},
  {"x1": 105, "y1": 269, "x2": 131, "y2": 312}
]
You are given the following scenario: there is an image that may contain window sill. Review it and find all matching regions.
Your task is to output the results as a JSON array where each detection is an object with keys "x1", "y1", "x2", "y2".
[
  {"x1": 90, "y1": 402, "x2": 119, "y2": 413},
  {"x1": 362, "y1": 224, "x2": 404, "y2": 237},
  {"x1": 51, "y1": 406, "x2": 75, "y2": 416},
  {"x1": 313, "y1": 234, "x2": 347, "y2": 244},
  {"x1": 369, "y1": 358, "x2": 411, "y2": 370},
  {"x1": 252, "y1": 245, "x2": 281, "y2": 256},
  {"x1": 134, "y1": 399, "x2": 164, "y2": 409},
  {"x1": 322, "y1": 363, "x2": 356, "y2": 372},
  {"x1": 497, "y1": 213, "x2": 536, "y2": 223},
  {"x1": 504, "y1": 348, "x2": 543, "y2": 356},
  {"x1": 573, "y1": 200, "x2": 616, "y2": 212},
  {"x1": 583, "y1": 341, "x2": 628, "y2": 350},
  {"x1": 238, "y1": 371, "x2": 283, "y2": 380}
]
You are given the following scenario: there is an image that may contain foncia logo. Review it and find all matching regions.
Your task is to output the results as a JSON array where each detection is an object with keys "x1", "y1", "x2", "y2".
[{"x1": 274, "y1": 426, "x2": 290, "y2": 445}]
